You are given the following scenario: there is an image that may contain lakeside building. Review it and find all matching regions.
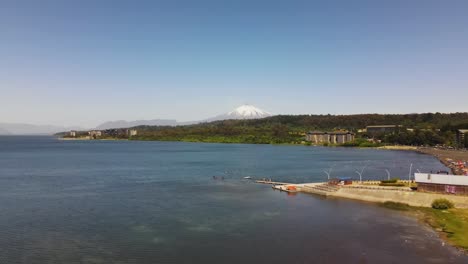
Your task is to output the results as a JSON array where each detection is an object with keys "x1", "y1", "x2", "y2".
[
  {"x1": 101, "y1": 128, "x2": 137, "y2": 137},
  {"x1": 305, "y1": 131, "x2": 355, "y2": 144},
  {"x1": 365, "y1": 125, "x2": 401, "y2": 135},
  {"x1": 102, "y1": 129, "x2": 120, "y2": 137},
  {"x1": 415, "y1": 173, "x2": 468, "y2": 196},
  {"x1": 407, "y1": 128, "x2": 440, "y2": 132},
  {"x1": 69, "y1": 130, "x2": 77, "y2": 137},
  {"x1": 456, "y1": 129, "x2": 468, "y2": 148},
  {"x1": 88, "y1": 130, "x2": 102, "y2": 139},
  {"x1": 127, "y1": 129, "x2": 138, "y2": 136}
]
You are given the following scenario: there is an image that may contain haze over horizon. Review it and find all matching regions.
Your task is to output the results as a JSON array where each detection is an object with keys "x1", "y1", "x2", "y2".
[{"x1": 1, "y1": 0, "x2": 467, "y2": 127}]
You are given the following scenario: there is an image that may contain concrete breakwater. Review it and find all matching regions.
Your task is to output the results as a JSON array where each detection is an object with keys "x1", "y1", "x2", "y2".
[
  {"x1": 265, "y1": 181, "x2": 468, "y2": 208},
  {"x1": 330, "y1": 186, "x2": 468, "y2": 208}
]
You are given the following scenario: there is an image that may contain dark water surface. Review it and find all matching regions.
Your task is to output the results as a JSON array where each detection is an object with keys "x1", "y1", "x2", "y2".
[{"x1": 0, "y1": 136, "x2": 465, "y2": 263}]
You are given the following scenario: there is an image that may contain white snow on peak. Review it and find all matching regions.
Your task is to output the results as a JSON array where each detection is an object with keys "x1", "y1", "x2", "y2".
[
  {"x1": 202, "y1": 104, "x2": 273, "y2": 122},
  {"x1": 226, "y1": 104, "x2": 272, "y2": 119}
]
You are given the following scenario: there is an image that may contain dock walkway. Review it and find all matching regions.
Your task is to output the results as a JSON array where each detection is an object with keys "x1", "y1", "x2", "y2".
[
  {"x1": 255, "y1": 180, "x2": 292, "y2": 185},
  {"x1": 256, "y1": 180, "x2": 468, "y2": 208},
  {"x1": 301, "y1": 183, "x2": 340, "y2": 196}
]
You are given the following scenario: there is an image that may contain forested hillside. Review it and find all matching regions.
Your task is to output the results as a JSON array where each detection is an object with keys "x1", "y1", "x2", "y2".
[{"x1": 131, "y1": 113, "x2": 468, "y2": 146}]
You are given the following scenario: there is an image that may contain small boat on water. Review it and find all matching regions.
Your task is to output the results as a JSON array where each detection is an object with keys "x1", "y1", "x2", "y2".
[{"x1": 243, "y1": 176, "x2": 252, "y2": 179}]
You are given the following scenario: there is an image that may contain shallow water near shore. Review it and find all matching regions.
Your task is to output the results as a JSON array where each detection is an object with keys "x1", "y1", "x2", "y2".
[{"x1": 0, "y1": 136, "x2": 466, "y2": 263}]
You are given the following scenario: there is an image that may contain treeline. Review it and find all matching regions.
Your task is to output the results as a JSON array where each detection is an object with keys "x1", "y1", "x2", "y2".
[
  {"x1": 130, "y1": 113, "x2": 468, "y2": 146},
  {"x1": 217, "y1": 113, "x2": 468, "y2": 131},
  {"x1": 133, "y1": 120, "x2": 302, "y2": 144},
  {"x1": 380, "y1": 129, "x2": 452, "y2": 146}
]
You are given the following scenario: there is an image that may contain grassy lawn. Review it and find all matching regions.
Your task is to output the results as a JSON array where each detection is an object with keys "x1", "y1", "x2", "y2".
[
  {"x1": 381, "y1": 202, "x2": 468, "y2": 251},
  {"x1": 420, "y1": 208, "x2": 468, "y2": 251}
]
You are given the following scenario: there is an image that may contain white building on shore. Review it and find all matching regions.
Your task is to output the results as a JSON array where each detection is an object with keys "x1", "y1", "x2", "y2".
[{"x1": 415, "y1": 173, "x2": 468, "y2": 196}]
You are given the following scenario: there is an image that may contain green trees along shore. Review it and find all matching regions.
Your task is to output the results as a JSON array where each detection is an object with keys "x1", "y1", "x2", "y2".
[{"x1": 128, "y1": 113, "x2": 468, "y2": 147}]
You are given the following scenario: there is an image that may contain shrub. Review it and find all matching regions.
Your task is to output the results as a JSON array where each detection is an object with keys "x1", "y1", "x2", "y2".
[
  {"x1": 379, "y1": 182, "x2": 406, "y2": 187},
  {"x1": 381, "y1": 178, "x2": 399, "y2": 184},
  {"x1": 431, "y1": 198, "x2": 454, "y2": 210},
  {"x1": 358, "y1": 142, "x2": 381, "y2": 147},
  {"x1": 342, "y1": 141, "x2": 359, "y2": 147},
  {"x1": 381, "y1": 201, "x2": 410, "y2": 211}
]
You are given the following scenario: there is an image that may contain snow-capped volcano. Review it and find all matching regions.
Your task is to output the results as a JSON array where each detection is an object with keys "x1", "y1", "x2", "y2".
[
  {"x1": 225, "y1": 104, "x2": 272, "y2": 119},
  {"x1": 205, "y1": 104, "x2": 272, "y2": 122},
  {"x1": 93, "y1": 105, "x2": 273, "y2": 129}
]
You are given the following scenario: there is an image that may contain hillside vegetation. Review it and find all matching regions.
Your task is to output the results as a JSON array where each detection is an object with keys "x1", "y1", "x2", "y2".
[{"x1": 131, "y1": 113, "x2": 468, "y2": 146}]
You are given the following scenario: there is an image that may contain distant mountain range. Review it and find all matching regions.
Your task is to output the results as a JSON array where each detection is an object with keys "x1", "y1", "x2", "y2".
[
  {"x1": 96, "y1": 119, "x2": 178, "y2": 130},
  {"x1": 0, "y1": 105, "x2": 273, "y2": 134},
  {"x1": 0, "y1": 123, "x2": 83, "y2": 135},
  {"x1": 94, "y1": 104, "x2": 273, "y2": 129}
]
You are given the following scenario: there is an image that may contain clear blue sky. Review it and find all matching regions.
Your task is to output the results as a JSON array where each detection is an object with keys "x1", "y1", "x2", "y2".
[{"x1": 1, "y1": 0, "x2": 467, "y2": 127}]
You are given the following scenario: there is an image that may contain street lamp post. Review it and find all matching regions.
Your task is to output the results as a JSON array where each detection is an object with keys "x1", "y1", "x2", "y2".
[
  {"x1": 355, "y1": 165, "x2": 367, "y2": 183},
  {"x1": 385, "y1": 169, "x2": 391, "y2": 181},
  {"x1": 409, "y1": 163, "x2": 413, "y2": 182},
  {"x1": 355, "y1": 171, "x2": 362, "y2": 182},
  {"x1": 323, "y1": 164, "x2": 334, "y2": 181}
]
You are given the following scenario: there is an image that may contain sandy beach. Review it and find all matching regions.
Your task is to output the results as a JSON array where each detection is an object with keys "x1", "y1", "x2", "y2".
[{"x1": 379, "y1": 146, "x2": 468, "y2": 175}]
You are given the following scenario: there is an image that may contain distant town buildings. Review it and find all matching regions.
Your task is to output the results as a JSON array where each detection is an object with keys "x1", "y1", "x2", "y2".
[
  {"x1": 88, "y1": 130, "x2": 102, "y2": 139},
  {"x1": 127, "y1": 129, "x2": 138, "y2": 137},
  {"x1": 306, "y1": 131, "x2": 355, "y2": 144},
  {"x1": 67, "y1": 129, "x2": 137, "y2": 139}
]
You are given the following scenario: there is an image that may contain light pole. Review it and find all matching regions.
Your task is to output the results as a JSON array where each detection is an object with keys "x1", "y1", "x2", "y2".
[
  {"x1": 355, "y1": 165, "x2": 367, "y2": 183},
  {"x1": 385, "y1": 169, "x2": 391, "y2": 180},
  {"x1": 355, "y1": 171, "x2": 361, "y2": 182},
  {"x1": 408, "y1": 163, "x2": 413, "y2": 182},
  {"x1": 323, "y1": 164, "x2": 335, "y2": 181}
]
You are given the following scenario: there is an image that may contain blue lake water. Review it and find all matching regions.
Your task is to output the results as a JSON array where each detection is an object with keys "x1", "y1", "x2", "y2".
[{"x1": 0, "y1": 136, "x2": 466, "y2": 263}]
